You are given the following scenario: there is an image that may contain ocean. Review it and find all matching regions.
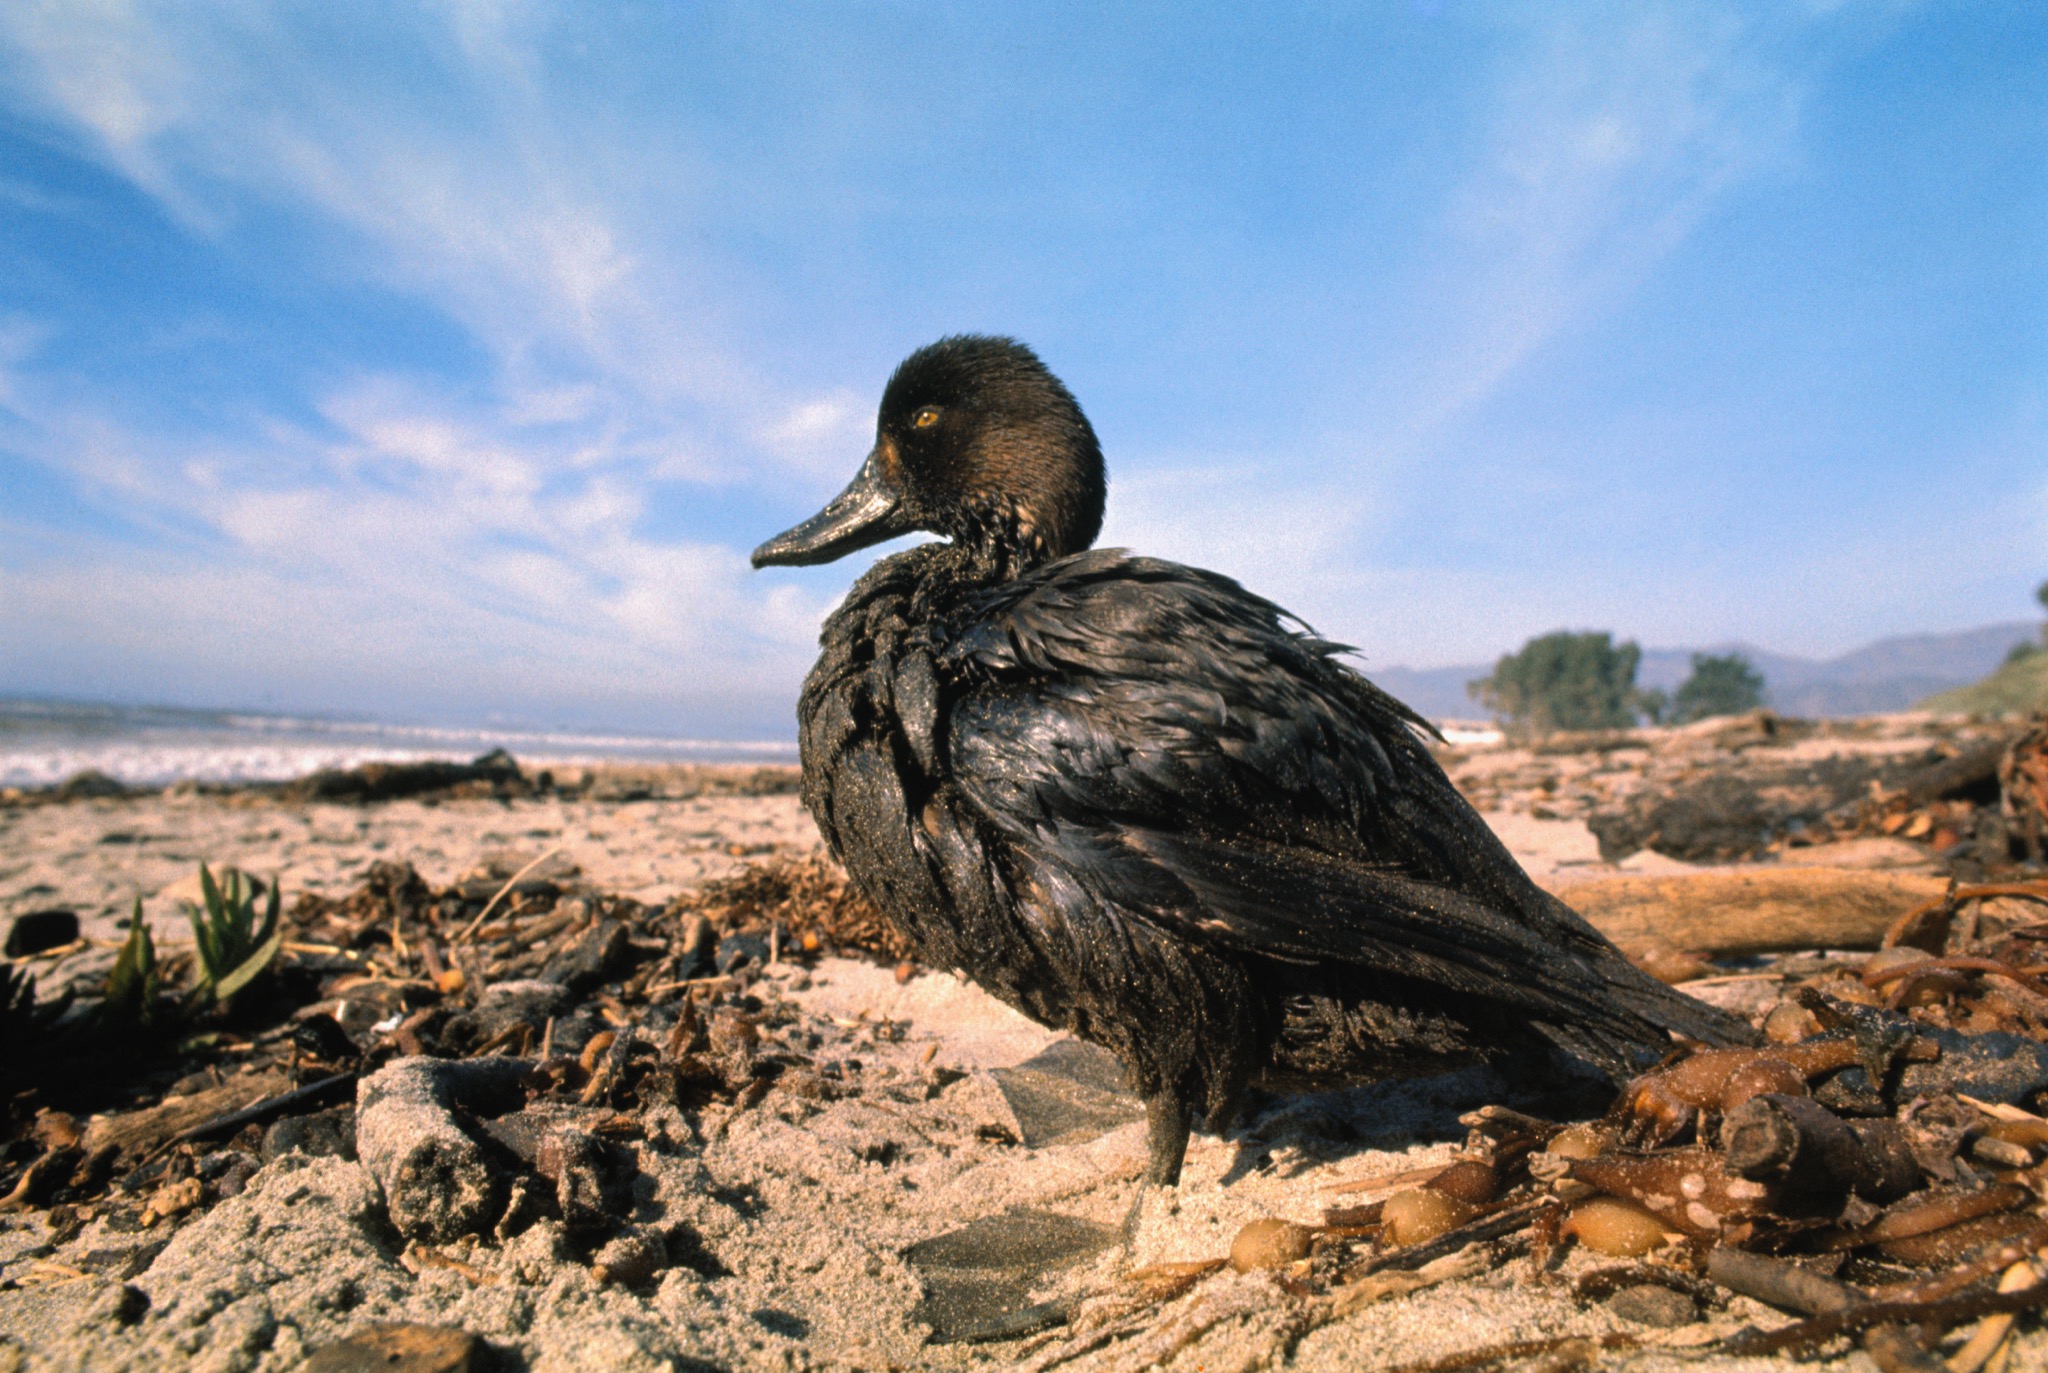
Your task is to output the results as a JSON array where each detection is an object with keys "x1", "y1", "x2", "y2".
[{"x1": 0, "y1": 698, "x2": 798, "y2": 789}]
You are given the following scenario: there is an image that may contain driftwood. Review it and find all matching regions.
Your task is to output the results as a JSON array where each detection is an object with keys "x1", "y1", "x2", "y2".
[
  {"x1": 1554, "y1": 869, "x2": 1950, "y2": 957},
  {"x1": 1707, "y1": 1249, "x2": 1945, "y2": 1373},
  {"x1": 81, "y1": 1071, "x2": 294, "y2": 1162},
  {"x1": 356, "y1": 1056, "x2": 531, "y2": 1242},
  {"x1": 1720, "y1": 1094, "x2": 1918, "y2": 1203}
]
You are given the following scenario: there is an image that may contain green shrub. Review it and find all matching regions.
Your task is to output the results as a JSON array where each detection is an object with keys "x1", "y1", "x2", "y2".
[
  {"x1": 1671, "y1": 652, "x2": 1767, "y2": 723},
  {"x1": 1468, "y1": 631, "x2": 1649, "y2": 733}
]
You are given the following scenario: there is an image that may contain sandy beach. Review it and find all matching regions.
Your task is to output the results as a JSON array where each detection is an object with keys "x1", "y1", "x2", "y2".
[{"x1": 1, "y1": 716, "x2": 2041, "y2": 1372}]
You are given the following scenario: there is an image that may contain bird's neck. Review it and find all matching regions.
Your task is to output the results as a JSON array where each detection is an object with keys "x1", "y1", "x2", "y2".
[{"x1": 948, "y1": 509, "x2": 1063, "y2": 583}]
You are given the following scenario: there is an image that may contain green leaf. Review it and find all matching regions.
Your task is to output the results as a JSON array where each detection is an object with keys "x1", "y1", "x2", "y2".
[
  {"x1": 212, "y1": 922, "x2": 284, "y2": 1002},
  {"x1": 104, "y1": 899, "x2": 163, "y2": 1029}
]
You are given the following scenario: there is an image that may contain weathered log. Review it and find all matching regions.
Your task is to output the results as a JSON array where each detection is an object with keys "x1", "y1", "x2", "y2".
[{"x1": 1552, "y1": 869, "x2": 1950, "y2": 957}]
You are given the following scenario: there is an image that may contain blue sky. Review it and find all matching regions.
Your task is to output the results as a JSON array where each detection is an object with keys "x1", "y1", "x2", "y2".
[{"x1": 0, "y1": 2, "x2": 2042, "y2": 738}]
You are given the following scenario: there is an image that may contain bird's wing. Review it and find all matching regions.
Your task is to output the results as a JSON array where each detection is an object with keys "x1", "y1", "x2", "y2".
[{"x1": 938, "y1": 551, "x2": 1737, "y2": 1049}]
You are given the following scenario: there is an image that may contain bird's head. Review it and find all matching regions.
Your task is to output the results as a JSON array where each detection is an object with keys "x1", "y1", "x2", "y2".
[{"x1": 750, "y1": 335, "x2": 1106, "y2": 574}]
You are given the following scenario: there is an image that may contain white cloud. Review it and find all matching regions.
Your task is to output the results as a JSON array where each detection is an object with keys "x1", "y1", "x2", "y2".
[
  {"x1": 1372, "y1": 4, "x2": 1802, "y2": 444},
  {"x1": 0, "y1": 1, "x2": 835, "y2": 480},
  {"x1": 0, "y1": 337, "x2": 833, "y2": 728}
]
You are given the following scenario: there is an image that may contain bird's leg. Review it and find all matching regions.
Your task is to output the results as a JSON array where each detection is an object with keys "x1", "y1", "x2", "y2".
[
  {"x1": 1143, "y1": 1091, "x2": 1192, "y2": 1187},
  {"x1": 1119, "y1": 1092, "x2": 1192, "y2": 1255}
]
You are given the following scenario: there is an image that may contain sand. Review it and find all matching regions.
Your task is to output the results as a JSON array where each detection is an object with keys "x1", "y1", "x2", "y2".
[{"x1": 0, "y1": 732, "x2": 2028, "y2": 1371}]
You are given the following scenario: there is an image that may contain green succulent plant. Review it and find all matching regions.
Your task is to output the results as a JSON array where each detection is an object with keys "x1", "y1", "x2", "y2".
[
  {"x1": 102, "y1": 898, "x2": 165, "y2": 1031},
  {"x1": 184, "y1": 864, "x2": 284, "y2": 1008}
]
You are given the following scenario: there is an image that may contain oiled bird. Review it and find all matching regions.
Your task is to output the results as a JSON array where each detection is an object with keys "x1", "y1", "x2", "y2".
[{"x1": 752, "y1": 335, "x2": 1754, "y2": 1188}]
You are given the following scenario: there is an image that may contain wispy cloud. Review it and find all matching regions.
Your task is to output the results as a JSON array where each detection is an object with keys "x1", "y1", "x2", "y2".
[
  {"x1": 1399, "y1": 7, "x2": 1799, "y2": 432},
  {"x1": 0, "y1": 1, "x2": 2032, "y2": 724}
]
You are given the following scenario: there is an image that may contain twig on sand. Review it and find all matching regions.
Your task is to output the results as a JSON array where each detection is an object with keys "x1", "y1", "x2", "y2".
[
  {"x1": 1378, "y1": 1332, "x2": 1640, "y2": 1373},
  {"x1": 456, "y1": 847, "x2": 563, "y2": 943}
]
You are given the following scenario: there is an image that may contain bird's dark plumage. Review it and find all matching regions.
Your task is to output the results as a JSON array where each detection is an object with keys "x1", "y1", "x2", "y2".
[{"x1": 754, "y1": 335, "x2": 1754, "y2": 1185}]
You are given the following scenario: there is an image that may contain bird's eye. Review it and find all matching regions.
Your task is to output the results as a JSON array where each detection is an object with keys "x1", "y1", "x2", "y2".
[{"x1": 913, "y1": 408, "x2": 940, "y2": 429}]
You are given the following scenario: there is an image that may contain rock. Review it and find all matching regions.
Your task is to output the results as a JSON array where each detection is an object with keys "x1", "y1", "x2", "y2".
[
  {"x1": 292, "y1": 1013, "x2": 364, "y2": 1062},
  {"x1": 1606, "y1": 1283, "x2": 1697, "y2": 1327},
  {"x1": 714, "y1": 930, "x2": 772, "y2": 975},
  {"x1": 440, "y1": 979, "x2": 568, "y2": 1055},
  {"x1": 988, "y1": 1040, "x2": 1142, "y2": 1148},
  {"x1": 4, "y1": 909, "x2": 78, "y2": 957},
  {"x1": 355, "y1": 1056, "x2": 530, "y2": 1242},
  {"x1": 84, "y1": 1281, "x2": 149, "y2": 1327},
  {"x1": 302, "y1": 1323, "x2": 484, "y2": 1373},
  {"x1": 52, "y1": 769, "x2": 125, "y2": 799},
  {"x1": 541, "y1": 919, "x2": 629, "y2": 994},
  {"x1": 534, "y1": 1126, "x2": 634, "y2": 1234},
  {"x1": 262, "y1": 1106, "x2": 356, "y2": 1162},
  {"x1": 590, "y1": 1228, "x2": 668, "y2": 1286},
  {"x1": 904, "y1": 1209, "x2": 1116, "y2": 1344},
  {"x1": 1899, "y1": 1026, "x2": 2048, "y2": 1105}
]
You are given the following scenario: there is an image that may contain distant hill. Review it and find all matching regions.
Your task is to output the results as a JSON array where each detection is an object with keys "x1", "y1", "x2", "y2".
[
  {"x1": 1361, "y1": 621, "x2": 2038, "y2": 723},
  {"x1": 1921, "y1": 647, "x2": 2048, "y2": 715}
]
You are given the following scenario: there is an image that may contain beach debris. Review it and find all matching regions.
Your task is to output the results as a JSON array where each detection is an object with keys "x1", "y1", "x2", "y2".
[
  {"x1": 355, "y1": 1056, "x2": 530, "y2": 1242},
  {"x1": 1559, "y1": 1196, "x2": 1668, "y2": 1257},
  {"x1": 1379, "y1": 1188, "x2": 1477, "y2": 1246},
  {"x1": 1228, "y1": 1217, "x2": 1313, "y2": 1271},
  {"x1": 2002, "y1": 718, "x2": 2048, "y2": 862},
  {"x1": 7, "y1": 731, "x2": 2048, "y2": 1370},
  {"x1": 4, "y1": 909, "x2": 78, "y2": 957},
  {"x1": 1566, "y1": 869, "x2": 1951, "y2": 960},
  {"x1": 1606, "y1": 1284, "x2": 1698, "y2": 1327},
  {"x1": 666, "y1": 850, "x2": 911, "y2": 963},
  {"x1": 289, "y1": 748, "x2": 530, "y2": 804},
  {"x1": 301, "y1": 1323, "x2": 485, "y2": 1373}
]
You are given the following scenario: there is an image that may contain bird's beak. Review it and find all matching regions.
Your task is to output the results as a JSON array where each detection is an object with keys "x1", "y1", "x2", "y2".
[{"x1": 751, "y1": 446, "x2": 913, "y2": 568}]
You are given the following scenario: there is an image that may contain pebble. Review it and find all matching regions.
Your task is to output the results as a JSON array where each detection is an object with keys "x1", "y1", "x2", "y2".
[
  {"x1": 301, "y1": 1323, "x2": 483, "y2": 1373},
  {"x1": 1605, "y1": 1283, "x2": 1697, "y2": 1327},
  {"x1": 3, "y1": 909, "x2": 77, "y2": 957}
]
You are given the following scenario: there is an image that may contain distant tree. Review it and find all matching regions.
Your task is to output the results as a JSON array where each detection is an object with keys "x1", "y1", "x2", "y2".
[
  {"x1": 1468, "y1": 631, "x2": 1645, "y2": 733},
  {"x1": 1671, "y1": 652, "x2": 1766, "y2": 723},
  {"x1": 2038, "y1": 578, "x2": 2048, "y2": 649},
  {"x1": 2007, "y1": 640, "x2": 2043, "y2": 668}
]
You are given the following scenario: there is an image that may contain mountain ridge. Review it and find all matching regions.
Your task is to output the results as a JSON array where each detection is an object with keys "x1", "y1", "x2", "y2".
[{"x1": 1363, "y1": 620, "x2": 2038, "y2": 722}]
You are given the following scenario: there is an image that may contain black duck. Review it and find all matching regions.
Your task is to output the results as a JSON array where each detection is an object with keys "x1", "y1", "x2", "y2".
[{"x1": 753, "y1": 334, "x2": 1753, "y2": 1188}]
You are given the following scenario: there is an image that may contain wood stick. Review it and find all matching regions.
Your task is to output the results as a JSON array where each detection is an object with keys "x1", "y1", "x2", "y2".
[{"x1": 1550, "y1": 869, "x2": 1950, "y2": 957}]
